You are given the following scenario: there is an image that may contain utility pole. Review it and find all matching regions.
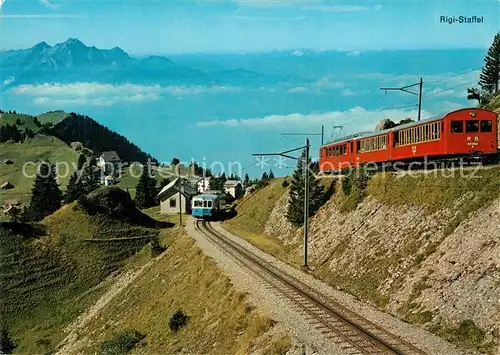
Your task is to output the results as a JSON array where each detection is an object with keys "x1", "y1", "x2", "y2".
[
  {"x1": 178, "y1": 178, "x2": 183, "y2": 226},
  {"x1": 253, "y1": 138, "x2": 311, "y2": 267},
  {"x1": 303, "y1": 138, "x2": 310, "y2": 267},
  {"x1": 380, "y1": 77, "x2": 423, "y2": 121}
]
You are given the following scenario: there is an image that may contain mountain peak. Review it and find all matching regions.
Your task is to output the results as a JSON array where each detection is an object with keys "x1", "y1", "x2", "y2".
[
  {"x1": 32, "y1": 41, "x2": 51, "y2": 51},
  {"x1": 65, "y1": 37, "x2": 85, "y2": 45}
]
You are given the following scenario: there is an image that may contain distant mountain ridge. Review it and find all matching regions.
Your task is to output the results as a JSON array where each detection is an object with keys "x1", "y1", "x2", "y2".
[{"x1": 0, "y1": 38, "x2": 303, "y2": 87}]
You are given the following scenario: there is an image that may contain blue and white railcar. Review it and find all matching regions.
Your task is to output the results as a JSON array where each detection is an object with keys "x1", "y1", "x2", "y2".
[{"x1": 191, "y1": 192, "x2": 227, "y2": 219}]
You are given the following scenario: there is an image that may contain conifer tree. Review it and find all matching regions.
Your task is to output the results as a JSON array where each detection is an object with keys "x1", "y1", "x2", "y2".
[
  {"x1": 268, "y1": 169, "x2": 275, "y2": 179},
  {"x1": 65, "y1": 172, "x2": 83, "y2": 203},
  {"x1": 134, "y1": 164, "x2": 157, "y2": 208},
  {"x1": 244, "y1": 173, "x2": 250, "y2": 187},
  {"x1": 26, "y1": 162, "x2": 63, "y2": 221},
  {"x1": 468, "y1": 32, "x2": 500, "y2": 105},
  {"x1": 261, "y1": 171, "x2": 269, "y2": 181},
  {"x1": 479, "y1": 32, "x2": 500, "y2": 95},
  {"x1": 286, "y1": 150, "x2": 325, "y2": 226}
]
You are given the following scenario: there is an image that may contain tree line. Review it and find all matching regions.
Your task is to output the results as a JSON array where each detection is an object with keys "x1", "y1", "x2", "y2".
[
  {"x1": 48, "y1": 112, "x2": 158, "y2": 164},
  {"x1": 0, "y1": 124, "x2": 35, "y2": 143}
]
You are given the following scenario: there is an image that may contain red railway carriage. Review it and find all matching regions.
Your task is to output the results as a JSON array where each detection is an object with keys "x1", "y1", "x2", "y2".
[{"x1": 319, "y1": 108, "x2": 498, "y2": 172}]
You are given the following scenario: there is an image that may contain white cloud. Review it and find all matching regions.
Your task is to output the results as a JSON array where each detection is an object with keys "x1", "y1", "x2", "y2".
[
  {"x1": 288, "y1": 86, "x2": 308, "y2": 93},
  {"x1": 440, "y1": 101, "x2": 466, "y2": 112},
  {"x1": 11, "y1": 82, "x2": 243, "y2": 107},
  {"x1": 3, "y1": 77, "x2": 14, "y2": 85},
  {"x1": 39, "y1": 0, "x2": 58, "y2": 9},
  {"x1": 341, "y1": 89, "x2": 356, "y2": 97},
  {"x1": 197, "y1": 106, "x2": 435, "y2": 131},
  {"x1": 12, "y1": 82, "x2": 163, "y2": 107},
  {"x1": 165, "y1": 85, "x2": 241, "y2": 96},
  {"x1": 313, "y1": 77, "x2": 345, "y2": 89}
]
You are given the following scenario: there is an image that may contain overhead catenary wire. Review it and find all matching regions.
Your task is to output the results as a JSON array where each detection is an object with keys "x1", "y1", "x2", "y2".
[{"x1": 422, "y1": 79, "x2": 478, "y2": 99}]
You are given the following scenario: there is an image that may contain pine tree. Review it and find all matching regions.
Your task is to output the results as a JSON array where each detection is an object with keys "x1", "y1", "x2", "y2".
[
  {"x1": 77, "y1": 153, "x2": 86, "y2": 170},
  {"x1": 479, "y1": 33, "x2": 500, "y2": 95},
  {"x1": 286, "y1": 150, "x2": 326, "y2": 226},
  {"x1": 244, "y1": 173, "x2": 250, "y2": 187},
  {"x1": 261, "y1": 172, "x2": 269, "y2": 181},
  {"x1": 135, "y1": 164, "x2": 156, "y2": 208},
  {"x1": 268, "y1": 169, "x2": 275, "y2": 179},
  {"x1": 26, "y1": 162, "x2": 63, "y2": 221},
  {"x1": 81, "y1": 165, "x2": 100, "y2": 194},
  {"x1": 65, "y1": 170, "x2": 85, "y2": 203},
  {"x1": 468, "y1": 32, "x2": 500, "y2": 105}
]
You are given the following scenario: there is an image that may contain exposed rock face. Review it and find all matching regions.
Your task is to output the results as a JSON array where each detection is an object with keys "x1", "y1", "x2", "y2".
[
  {"x1": 264, "y1": 188, "x2": 500, "y2": 351},
  {"x1": 264, "y1": 190, "x2": 297, "y2": 244},
  {"x1": 375, "y1": 119, "x2": 393, "y2": 131}
]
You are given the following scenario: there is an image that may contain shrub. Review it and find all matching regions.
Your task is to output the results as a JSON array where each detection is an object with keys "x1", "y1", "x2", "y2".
[
  {"x1": 281, "y1": 179, "x2": 289, "y2": 188},
  {"x1": 169, "y1": 310, "x2": 189, "y2": 333},
  {"x1": 99, "y1": 329, "x2": 145, "y2": 355}
]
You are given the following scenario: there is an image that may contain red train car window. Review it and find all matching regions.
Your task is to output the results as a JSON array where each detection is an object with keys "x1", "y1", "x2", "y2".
[
  {"x1": 466, "y1": 120, "x2": 479, "y2": 133},
  {"x1": 480, "y1": 120, "x2": 493, "y2": 132},
  {"x1": 451, "y1": 121, "x2": 463, "y2": 133}
]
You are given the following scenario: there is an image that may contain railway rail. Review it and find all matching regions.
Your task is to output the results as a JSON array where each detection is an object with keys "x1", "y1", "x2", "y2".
[{"x1": 195, "y1": 220, "x2": 427, "y2": 355}]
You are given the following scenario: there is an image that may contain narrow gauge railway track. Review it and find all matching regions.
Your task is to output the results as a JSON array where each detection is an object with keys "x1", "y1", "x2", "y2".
[{"x1": 195, "y1": 220, "x2": 427, "y2": 355}]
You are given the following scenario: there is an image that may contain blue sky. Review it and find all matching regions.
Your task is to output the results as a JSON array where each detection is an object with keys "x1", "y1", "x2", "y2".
[{"x1": 0, "y1": 0, "x2": 498, "y2": 53}]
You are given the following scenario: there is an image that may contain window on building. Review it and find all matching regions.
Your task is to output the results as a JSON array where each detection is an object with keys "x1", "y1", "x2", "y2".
[
  {"x1": 451, "y1": 121, "x2": 463, "y2": 133},
  {"x1": 170, "y1": 198, "x2": 176, "y2": 208},
  {"x1": 203, "y1": 201, "x2": 208, "y2": 207},
  {"x1": 466, "y1": 120, "x2": 479, "y2": 133},
  {"x1": 480, "y1": 120, "x2": 493, "y2": 132},
  {"x1": 208, "y1": 201, "x2": 212, "y2": 208}
]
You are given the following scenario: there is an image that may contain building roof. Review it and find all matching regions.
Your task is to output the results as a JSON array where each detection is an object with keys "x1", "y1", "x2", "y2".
[
  {"x1": 4, "y1": 199, "x2": 19, "y2": 206},
  {"x1": 157, "y1": 177, "x2": 197, "y2": 199},
  {"x1": 100, "y1": 150, "x2": 121, "y2": 162},
  {"x1": 224, "y1": 180, "x2": 241, "y2": 187}
]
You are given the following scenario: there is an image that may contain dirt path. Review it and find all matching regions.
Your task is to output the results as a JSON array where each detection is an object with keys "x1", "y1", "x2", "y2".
[{"x1": 55, "y1": 251, "x2": 167, "y2": 354}]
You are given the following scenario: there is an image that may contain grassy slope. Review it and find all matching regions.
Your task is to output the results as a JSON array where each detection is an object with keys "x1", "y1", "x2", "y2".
[
  {"x1": 223, "y1": 178, "x2": 300, "y2": 263},
  {"x1": 37, "y1": 111, "x2": 69, "y2": 125},
  {"x1": 0, "y1": 112, "x2": 40, "y2": 132},
  {"x1": 0, "y1": 135, "x2": 79, "y2": 207},
  {"x1": 2, "y1": 200, "x2": 158, "y2": 354},
  {"x1": 74, "y1": 234, "x2": 288, "y2": 355}
]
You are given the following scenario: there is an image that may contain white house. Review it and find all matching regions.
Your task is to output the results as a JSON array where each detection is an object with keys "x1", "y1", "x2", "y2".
[
  {"x1": 224, "y1": 180, "x2": 242, "y2": 199},
  {"x1": 196, "y1": 177, "x2": 210, "y2": 193},
  {"x1": 157, "y1": 177, "x2": 197, "y2": 215},
  {"x1": 97, "y1": 151, "x2": 122, "y2": 173}
]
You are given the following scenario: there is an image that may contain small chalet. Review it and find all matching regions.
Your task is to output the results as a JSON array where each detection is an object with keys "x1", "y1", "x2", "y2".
[
  {"x1": 156, "y1": 177, "x2": 197, "y2": 215},
  {"x1": 97, "y1": 151, "x2": 122, "y2": 172},
  {"x1": 224, "y1": 180, "x2": 242, "y2": 198}
]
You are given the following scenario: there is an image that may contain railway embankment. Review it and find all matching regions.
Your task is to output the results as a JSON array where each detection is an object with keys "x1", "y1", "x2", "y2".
[{"x1": 224, "y1": 170, "x2": 500, "y2": 355}]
